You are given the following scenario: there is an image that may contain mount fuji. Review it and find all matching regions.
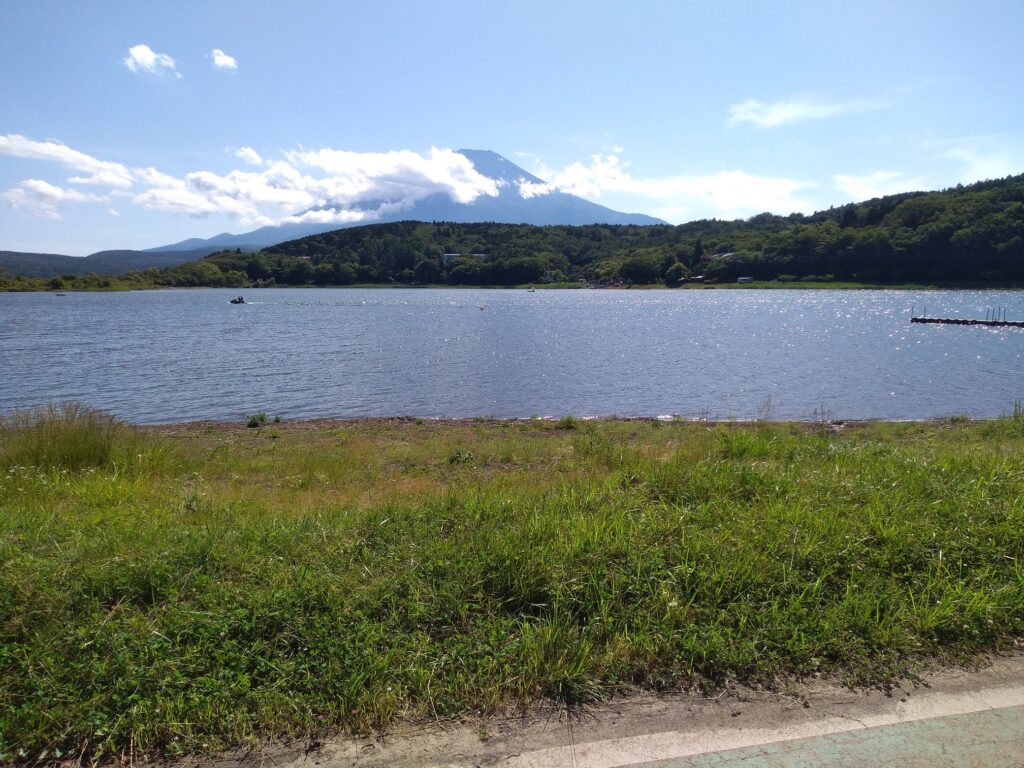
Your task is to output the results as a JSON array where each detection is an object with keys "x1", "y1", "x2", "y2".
[{"x1": 147, "y1": 149, "x2": 664, "y2": 254}]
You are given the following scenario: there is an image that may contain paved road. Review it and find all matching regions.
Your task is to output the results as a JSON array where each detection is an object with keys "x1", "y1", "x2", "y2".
[
  {"x1": 507, "y1": 681, "x2": 1024, "y2": 768},
  {"x1": 645, "y1": 706, "x2": 1024, "y2": 767},
  {"x1": 173, "y1": 655, "x2": 1024, "y2": 768}
]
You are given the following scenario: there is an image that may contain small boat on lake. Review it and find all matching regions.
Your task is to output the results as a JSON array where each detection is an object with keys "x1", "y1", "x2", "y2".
[{"x1": 230, "y1": 296, "x2": 245, "y2": 304}]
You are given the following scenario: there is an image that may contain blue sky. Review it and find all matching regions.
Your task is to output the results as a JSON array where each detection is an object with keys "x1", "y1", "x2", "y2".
[{"x1": 2, "y1": 0, "x2": 1023, "y2": 254}]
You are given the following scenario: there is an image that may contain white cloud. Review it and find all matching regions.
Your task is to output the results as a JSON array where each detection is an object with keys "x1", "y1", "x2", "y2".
[
  {"x1": 657, "y1": 171, "x2": 817, "y2": 219},
  {"x1": 135, "y1": 166, "x2": 181, "y2": 188},
  {"x1": 67, "y1": 169, "x2": 134, "y2": 187},
  {"x1": 124, "y1": 44, "x2": 180, "y2": 77},
  {"x1": 547, "y1": 153, "x2": 635, "y2": 198},
  {"x1": 0, "y1": 134, "x2": 134, "y2": 188},
  {"x1": 130, "y1": 147, "x2": 502, "y2": 228},
  {"x1": 132, "y1": 168, "x2": 274, "y2": 225},
  {"x1": 234, "y1": 146, "x2": 263, "y2": 165},
  {"x1": 0, "y1": 136, "x2": 465, "y2": 227},
  {"x1": 276, "y1": 207, "x2": 372, "y2": 226},
  {"x1": 728, "y1": 97, "x2": 885, "y2": 128},
  {"x1": 211, "y1": 49, "x2": 238, "y2": 70},
  {"x1": 0, "y1": 179, "x2": 107, "y2": 218},
  {"x1": 834, "y1": 171, "x2": 927, "y2": 200},
  {"x1": 518, "y1": 179, "x2": 556, "y2": 199},
  {"x1": 525, "y1": 152, "x2": 817, "y2": 220},
  {"x1": 942, "y1": 145, "x2": 1019, "y2": 183},
  {"x1": 1, "y1": 136, "x2": 504, "y2": 228},
  {"x1": 286, "y1": 147, "x2": 501, "y2": 205}
]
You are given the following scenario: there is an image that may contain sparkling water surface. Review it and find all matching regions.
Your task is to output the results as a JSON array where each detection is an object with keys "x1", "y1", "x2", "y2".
[{"x1": 2, "y1": 288, "x2": 1022, "y2": 423}]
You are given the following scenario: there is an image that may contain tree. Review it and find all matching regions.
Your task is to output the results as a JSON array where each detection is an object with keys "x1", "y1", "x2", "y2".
[
  {"x1": 246, "y1": 254, "x2": 273, "y2": 281},
  {"x1": 285, "y1": 259, "x2": 315, "y2": 284},
  {"x1": 665, "y1": 262, "x2": 690, "y2": 286},
  {"x1": 414, "y1": 259, "x2": 442, "y2": 284},
  {"x1": 313, "y1": 263, "x2": 335, "y2": 285},
  {"x1": 336, "y1": 263, "x2": 357, "y2": 285},
  {"x1": 618, "y1": 255, "x2": 662, "y2": 284}
]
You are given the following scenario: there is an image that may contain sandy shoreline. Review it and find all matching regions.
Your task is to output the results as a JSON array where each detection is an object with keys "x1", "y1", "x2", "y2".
[{"x1": 139, "y1": 413, "x2": 951, "y2": 435}]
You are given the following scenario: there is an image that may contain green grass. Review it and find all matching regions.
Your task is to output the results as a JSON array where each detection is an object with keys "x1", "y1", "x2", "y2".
[
  {"x1": 2, "y1": 408, "x2": 1024, "y2": 762},
  {"x1": 0, "y1": 402, "x2": 131, "y2": 470}
]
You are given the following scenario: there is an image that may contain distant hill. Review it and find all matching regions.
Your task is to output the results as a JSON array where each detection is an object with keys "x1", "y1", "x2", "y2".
[
  {"x1": 0, "y1": 251, "x2": 72, "y2": 278},
  {"x1": 146, "y1": 149, "x2": 664, "y2": 253},
  {"x1": 0, "y1": 247, "x2": 233, "y2": 278},
  {"x1": 146, "y1": 237, "x2": 263, "y2": 254}
]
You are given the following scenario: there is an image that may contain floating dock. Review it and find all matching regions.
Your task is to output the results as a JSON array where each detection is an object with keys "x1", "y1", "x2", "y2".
[
  {"x1": 910, "y1": 305, "x2": 1023, "y2": 328},
  {"x1": 911, "y1": 317, "x2": 1024, "y2": 328}
]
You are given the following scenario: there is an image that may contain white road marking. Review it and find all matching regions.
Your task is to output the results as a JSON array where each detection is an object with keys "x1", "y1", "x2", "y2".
[{"x1": 505, "y1": 684, "x2": 1024, "y2": 768}]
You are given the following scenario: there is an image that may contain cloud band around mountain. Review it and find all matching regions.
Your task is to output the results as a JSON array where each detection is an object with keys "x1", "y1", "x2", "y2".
[
  {"x1": 0, "y1": 135, "x2": 504, "y2": 226},
  {"x1": 8, "y1": 133, "x2": 1001, "y2": 227},
  {"x1": 0, "y1": 133, "x2": 821, "y2": 225},
  {"x1": 516, "y1": 152, "x2": 818, "y2": 221}
]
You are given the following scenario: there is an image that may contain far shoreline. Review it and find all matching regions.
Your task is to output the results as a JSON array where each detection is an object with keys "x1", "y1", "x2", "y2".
[{"x1": 6, "y1": 279, "x2": 1024, "y2": 293}]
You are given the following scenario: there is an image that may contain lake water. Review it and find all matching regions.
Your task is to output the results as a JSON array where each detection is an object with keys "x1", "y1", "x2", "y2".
[{"x1": 2, "y1": 288, "x2": 1023, "y2": 423}]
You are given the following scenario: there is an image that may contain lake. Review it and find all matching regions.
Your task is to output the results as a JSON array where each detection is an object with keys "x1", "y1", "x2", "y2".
[{"x1": 1, "y1": 287, "x2": 1023, "y2": 423}]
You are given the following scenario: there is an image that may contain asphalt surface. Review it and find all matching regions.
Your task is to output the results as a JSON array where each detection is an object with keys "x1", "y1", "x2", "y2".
[{"x1": 170, "y1": 654, "x2": 1024, "y2": 768}]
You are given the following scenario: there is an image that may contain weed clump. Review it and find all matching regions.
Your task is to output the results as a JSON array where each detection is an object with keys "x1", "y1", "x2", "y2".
[
  {"x1": 1008, "y1": 400, "x2": 1024, "y2": 436},
  {"x1": 449, "y1": 449, "x2": 474, "y2": 464},
  {"x1": 0, "y1": 401, "x2": 123, "y2": 470},
  {"x1": 247, "y1": 412, "x2": 268, "y2": 428}
]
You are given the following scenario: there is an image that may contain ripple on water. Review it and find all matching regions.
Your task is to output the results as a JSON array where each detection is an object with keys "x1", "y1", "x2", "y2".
[{"x1": 1, "y1": 287, "x2": 1023, "y2": 422}]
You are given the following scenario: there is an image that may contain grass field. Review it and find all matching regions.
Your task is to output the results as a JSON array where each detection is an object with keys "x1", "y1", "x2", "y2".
[{"x1": 2, "y1": 405, "x2": 1024, "y2": 762}]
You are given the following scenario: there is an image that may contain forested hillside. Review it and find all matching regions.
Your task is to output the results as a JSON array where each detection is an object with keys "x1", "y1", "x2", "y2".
[
  {"x1": 173, "y1": 174, "x2": 1024, "y2": 287},
  {"x1": 4, "y1": 174, "x2": 1023, "y2": 291}
]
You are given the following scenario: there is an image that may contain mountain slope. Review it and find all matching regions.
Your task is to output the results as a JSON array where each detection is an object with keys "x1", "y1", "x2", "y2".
[
  {"x1": 147, "y1": 149, "x2": 663, "y2": 252},
  {"x1": 0, "y1": 247, "x2": 232, "y2": 278}
]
